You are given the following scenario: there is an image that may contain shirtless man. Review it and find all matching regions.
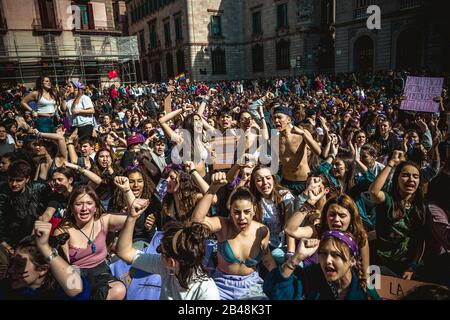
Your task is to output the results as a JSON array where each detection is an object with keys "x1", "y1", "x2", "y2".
[{"x1": 272, "y1": 106, "x2": 321, "y2": 196}]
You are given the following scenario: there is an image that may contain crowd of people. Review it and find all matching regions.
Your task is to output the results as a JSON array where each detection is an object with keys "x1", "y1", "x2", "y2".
[{"x1": 0, "y1": 69, "x2": 449, "y2": 300}]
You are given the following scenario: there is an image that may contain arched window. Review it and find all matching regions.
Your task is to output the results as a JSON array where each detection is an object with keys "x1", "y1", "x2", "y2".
[{"x1": 354, "y1": 35, "x2": 374, "y2": 72}]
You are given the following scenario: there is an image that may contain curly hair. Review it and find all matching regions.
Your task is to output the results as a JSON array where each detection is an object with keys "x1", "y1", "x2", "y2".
[
  {"x1": 111, "y1": 168, "x2": 156, "y2": 210},
  {"x1": 161, "y1": 170, "x2": 201, "y2": 222},
  {"x1": 159, "y1": 221, "x2": 211, "y2": 290}
]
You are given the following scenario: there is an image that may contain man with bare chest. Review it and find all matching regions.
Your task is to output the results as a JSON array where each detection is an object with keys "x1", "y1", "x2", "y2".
[{"x1": 272, "y1": 106, "x2": 321, "y2": 196}]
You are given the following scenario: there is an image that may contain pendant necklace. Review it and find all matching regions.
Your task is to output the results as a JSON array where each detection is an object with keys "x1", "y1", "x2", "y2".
[{"x1": 77, "y1": 219, "x2": 97, "y2": 253}]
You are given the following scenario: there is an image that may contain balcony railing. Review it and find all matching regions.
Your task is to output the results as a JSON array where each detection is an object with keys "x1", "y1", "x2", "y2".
[
  {"x1": 32, "y1": 18, "x2": 63, "y2": 34},
  {"x1": 400, "y1": 0, "x2": 422, "y2": 10},
  {"x1": 73, "y1": 25, "x2": 122, "y2": 35},
  {"x1": 353, "y1": 7, "x2": 370, "y2": 20}
]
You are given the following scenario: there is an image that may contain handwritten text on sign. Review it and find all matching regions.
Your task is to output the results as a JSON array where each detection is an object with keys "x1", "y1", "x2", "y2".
[{"x1": 400, "y1": 76, "x2": 443, "y2": 113}]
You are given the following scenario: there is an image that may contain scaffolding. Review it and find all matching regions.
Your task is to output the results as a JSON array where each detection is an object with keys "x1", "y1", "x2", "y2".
[{"x1": 0, "y1": 34, "x2": 140, "y2": 88}]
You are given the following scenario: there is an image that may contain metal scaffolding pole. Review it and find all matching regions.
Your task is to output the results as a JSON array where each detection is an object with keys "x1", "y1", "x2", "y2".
[{"x1": 13, "y1": 36, "x2": 24, "y2": 84}]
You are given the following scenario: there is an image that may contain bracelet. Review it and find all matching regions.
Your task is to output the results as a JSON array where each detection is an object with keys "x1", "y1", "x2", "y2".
[
  {"x1": 45, "y1": 248, "x2": 59, "y2": 262},
  {"x1": 189, "y1": 168, "x2": 197, "y2": 175}
]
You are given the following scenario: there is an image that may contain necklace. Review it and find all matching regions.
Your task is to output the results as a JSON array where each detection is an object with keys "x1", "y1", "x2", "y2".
[{"x1": 76, "y1": 220, "x2": 97, "y2": 253}]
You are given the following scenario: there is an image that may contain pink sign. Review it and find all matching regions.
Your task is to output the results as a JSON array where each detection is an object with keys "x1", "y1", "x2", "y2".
[{"x1": 400, "y1": 76, "x2": 443, "y2": 113}]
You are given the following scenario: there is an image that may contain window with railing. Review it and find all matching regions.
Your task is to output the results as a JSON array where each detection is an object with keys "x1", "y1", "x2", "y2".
[
  {"x1": 353, "y1": 0, "x2": 376, "y2": 20},
  {"x1": 399, "y1": 0, "x2": 422, "y2": 10},
  {"x1": 212, "y1": 47, "x2": 226, "y2": 75},
  {"x1": 252, "y1": 11, "x2": 262, "y2": 35}
]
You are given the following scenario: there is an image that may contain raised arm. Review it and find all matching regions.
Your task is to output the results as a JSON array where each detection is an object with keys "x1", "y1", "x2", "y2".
[
  {"x1": 158, "y1": 106, "x2": 189, "y2": 144},
  {"x1": 285, "y1": 179, "x2": 326, "y2": 239},
  {"x1": 191, "y1": 172, "x2": 227, "y2": 233},
  {"x1": 66, "y1": 130, "x2": 79, "y2": 164},
  {"x1": 292, "y1": 126, "x2": 321, "y2": 156},
  {"x1": 64, "y1": 161, "x2": 102, "y2": 185},
  {"x1": 369, "y1": 150, "x2": 404, "y2": 204},
  {"x1": 34, "y1": 221, "x2": 83, "y2": 297},
  {"x1": 35, "y1": 130, "x2": 68, "y2": 161},
  {"x1": 116, "y1": 199, "x2": 150, "y2": 264}
]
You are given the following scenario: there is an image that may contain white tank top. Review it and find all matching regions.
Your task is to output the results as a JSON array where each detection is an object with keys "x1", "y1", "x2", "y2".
[{"x1": 37, "y1": 95, "x2": 56, "y2": 114}]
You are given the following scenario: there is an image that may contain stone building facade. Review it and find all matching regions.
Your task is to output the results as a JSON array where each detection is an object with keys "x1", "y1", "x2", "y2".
[
  {"x1": 127, "y1": 0, "x2": 335, "y2": 82},
  {"x1": 334, "y1": 0, "x2": 450, "y2": 74}
]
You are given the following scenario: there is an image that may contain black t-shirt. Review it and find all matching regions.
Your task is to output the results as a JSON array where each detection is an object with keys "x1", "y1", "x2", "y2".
[{"x1": 47, "y1": 193, "x2": 68, "y2": 219}]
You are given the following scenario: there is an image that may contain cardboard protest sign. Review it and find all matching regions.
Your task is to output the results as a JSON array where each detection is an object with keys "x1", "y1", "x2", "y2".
[
  {"x1": 164, "y1": 93, "x2": 172, "y2": 114},
  {"x1": 400, "y1": 76, "x2": 444, "y2": 112},
  {"x1": 377, "y1": 275, "x2": 439, "y2": 300},
  {"x1": 212, "y1": 135, "x2": 237, "y2": 170}
]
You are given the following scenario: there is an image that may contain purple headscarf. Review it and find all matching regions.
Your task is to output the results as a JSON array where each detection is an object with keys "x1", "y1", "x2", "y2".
[{"x1": 321, "y1": 230, "x2": 359, "y2": 258}]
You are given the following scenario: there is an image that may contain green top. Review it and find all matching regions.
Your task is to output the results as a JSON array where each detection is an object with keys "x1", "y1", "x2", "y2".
[{"x1": 375, "y1": 192, "x2": 424, "y2": 265}]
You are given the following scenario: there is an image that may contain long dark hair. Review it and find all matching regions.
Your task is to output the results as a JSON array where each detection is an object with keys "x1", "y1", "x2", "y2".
[
  {"x1": 390, "y1": 161, "x2": 425, "y2": 223},
  {"x1": 334, "y1": 157, "x2": 356, "y2": 194},
  {"x1": 229, "y1": 187, "x2": 261, "y2": 222},
  {"x1": 35, "y1": 76, "x2": 60, "y2": 106},
  {"x1": 14, "y1": 233, "x2": 70, "y2": 292},
  {"x1": 161, "y1": 169, "x2": 201, "y2": 223},
  {"x1": 181, "y1": 112, "x2": 204, "y2": 163}
]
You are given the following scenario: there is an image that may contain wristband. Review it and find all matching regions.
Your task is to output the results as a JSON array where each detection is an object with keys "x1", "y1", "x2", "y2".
[
  {"x1": 283, "y1": 260, "x2": 296, "y2": 271},
  {"x1": 285, "y1": 251, "x2": 295, "y2": 260},
  {"x1": 189, "y1": 168, "x2": 197, "y2": 175}
]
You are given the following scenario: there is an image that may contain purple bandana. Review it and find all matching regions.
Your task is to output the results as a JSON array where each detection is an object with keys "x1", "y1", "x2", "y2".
[{"x1": 321, "y1": 230, "x2": 359, "y2": 257}]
